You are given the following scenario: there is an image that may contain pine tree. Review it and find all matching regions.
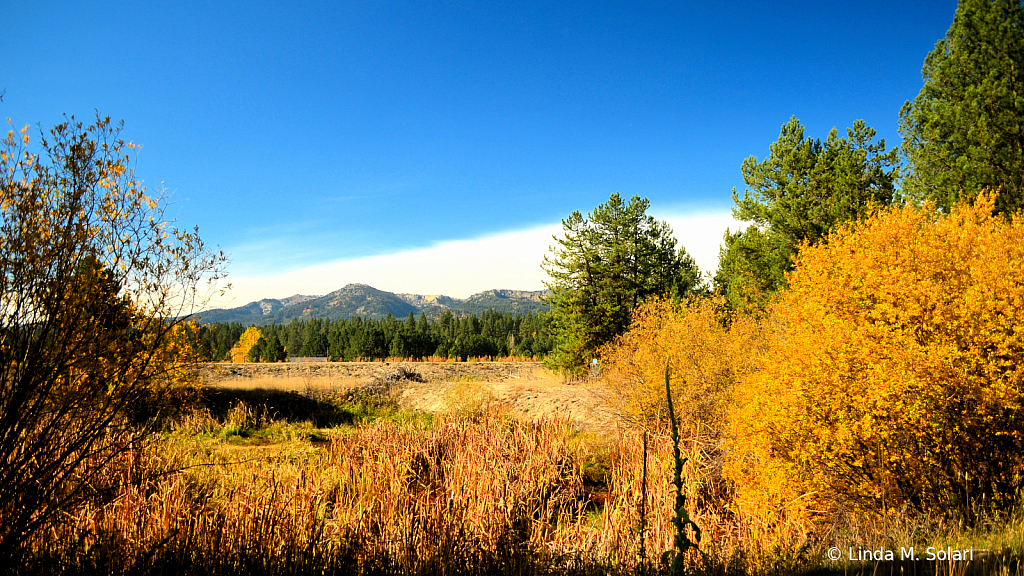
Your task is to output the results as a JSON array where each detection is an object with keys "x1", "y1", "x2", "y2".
[
  {"x1": 300, "y1": 332, "x2": 329, "y2": 357},
  {"x1": 899, "y1": 0, "x2": 1024, "y2": 214},
  {"x1": 542, "y1": 193, "x2": 701, "y2": 373},
  {"x1": 715, "y1": 117, "x2": 898, "y2": 310},
  {"x1": 265, "y1": 334, "x2": 286, "y2": 362},
  {"x1": 245, "y1": 336, "x2": 267, "y2": 362},
  {"x1": 286, "y1": 328, "x2": 304, "y2": 359}
]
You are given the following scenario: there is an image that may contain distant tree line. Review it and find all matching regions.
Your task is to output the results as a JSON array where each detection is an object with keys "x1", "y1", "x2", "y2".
[{"x1": 196, "y1": 309, "x2": 554, "y2": 362}]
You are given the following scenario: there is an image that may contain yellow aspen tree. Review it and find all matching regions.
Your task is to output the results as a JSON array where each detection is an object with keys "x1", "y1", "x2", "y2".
[
  {"x1": 599, "y1": 296, "x2": 762, "y2": 439},
  {"x1": 229, "y1": 327, "x2": 263, "y2": 363},
  {"x1": 598, "y1": 295, "x2": 766, "y2": 526}
]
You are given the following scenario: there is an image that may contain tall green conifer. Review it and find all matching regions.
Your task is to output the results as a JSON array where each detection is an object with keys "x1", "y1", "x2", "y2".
[
  {"x1": 899, "y1": 0, "x2": 1024, "y2": 213},
  {"x1": 716, "y1": 117, "x2": 898, "y2": 310},
  {"x1": 543, "y1": 193, "x2": 701, "y2": 373}
]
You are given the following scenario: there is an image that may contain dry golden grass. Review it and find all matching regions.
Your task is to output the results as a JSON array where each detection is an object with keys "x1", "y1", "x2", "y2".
[
  {"x1": 25, "y1": 403, "x2": 718, "y2": 575},
  {"x1": 210, "y1": 374, "x2": 363, "y2": 393},
  {"x1": 22, "y1": 391, "x2": 1024, "y2": 575}
]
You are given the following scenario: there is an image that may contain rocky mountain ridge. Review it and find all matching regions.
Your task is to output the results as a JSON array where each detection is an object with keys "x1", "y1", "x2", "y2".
[{"x1": 196, "y1": 283, "x2": 549, "y2": 325}]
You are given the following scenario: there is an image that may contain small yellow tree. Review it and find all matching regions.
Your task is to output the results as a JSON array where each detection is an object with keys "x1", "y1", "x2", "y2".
[
  {"x1": 599, "y1": 295, "x2": 765, "y2": 528},
  {"x1": 727, "y1": 191, "x2": 1024, "y2": 521},
  {"x1": 600, "y1": 297, "x2": 761, "y2": 438},
  {"x1": 229, "y1": 327, "x2": 263, "y2": 363}
]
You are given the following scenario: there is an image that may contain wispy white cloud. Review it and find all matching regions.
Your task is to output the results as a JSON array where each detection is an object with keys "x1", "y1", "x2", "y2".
[
  {"x1": 209, "y1": 210, "x2": 745, "y2": 308},
  {"x1": 657, "y1": 209, "x2": 747, "y2": 280}
]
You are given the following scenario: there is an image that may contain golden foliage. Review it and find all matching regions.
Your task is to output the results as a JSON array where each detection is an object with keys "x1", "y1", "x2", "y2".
[
  {"x1": 0, "y1": 114, "x2": 227, "y2": 560},
  {"x1": 727, "y1": 191, "x2": 1024, "y2": 521},
  {"x1": 599, "y1": 297, "x2": 762, "y2": 440},
  {"x1": 442, "y1": 378, "x2": 497, "y2": 417},
  {"x1": 228, "y1": 327, "x2": 262, "y2": 364},
  {"x1": 598, "y1": 296, "x2": 766, "y2": 561}
]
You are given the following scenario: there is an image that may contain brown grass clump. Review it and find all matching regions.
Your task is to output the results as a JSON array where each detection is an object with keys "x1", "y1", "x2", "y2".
[
  {"x1": 328, "y1": 411, "x2": 589, "y2": 566},
  {"x1": 8, "y1": 411, "x2": 557, "y2": 572}
]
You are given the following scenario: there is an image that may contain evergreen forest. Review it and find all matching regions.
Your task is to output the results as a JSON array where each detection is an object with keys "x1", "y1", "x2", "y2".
[{"x1": 197, "y1": 309, "x2": 554, "y2": 362}]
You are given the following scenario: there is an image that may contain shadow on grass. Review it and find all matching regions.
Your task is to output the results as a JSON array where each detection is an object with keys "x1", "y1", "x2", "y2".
[
  {"x1": 200, "y1": 388, "x2": 371, "y2": 427},
  {"x1": 28, "y1": 542, "x2": 1024, "y2": 576}
]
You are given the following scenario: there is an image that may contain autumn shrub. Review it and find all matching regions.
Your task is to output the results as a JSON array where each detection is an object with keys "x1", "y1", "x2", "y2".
[
  {"x1": 0, "y1": 115, "x2": 226, "y2": 564},
  {"x1": 727, "y1": 191, "x2": 1024, "y2": 525},
  {"x1": 599, "y1": 296, "x2": 762, "y2": 443},
  {"x1": 442, "y1": 378, "x2": 498, "y2": 417},
  {"x1": 597, "y1": 296, "x2": 765, "y2": 572}
]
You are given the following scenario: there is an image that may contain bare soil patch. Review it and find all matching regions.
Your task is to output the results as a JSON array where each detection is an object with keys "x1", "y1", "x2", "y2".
[{"x1": 206, "y1": 362, "x2": 617, "y2": 431}]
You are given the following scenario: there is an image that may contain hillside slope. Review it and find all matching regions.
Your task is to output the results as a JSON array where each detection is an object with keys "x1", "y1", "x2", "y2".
[{"x1": 196, "y1": 284, "x2": 549, "y2": 324}]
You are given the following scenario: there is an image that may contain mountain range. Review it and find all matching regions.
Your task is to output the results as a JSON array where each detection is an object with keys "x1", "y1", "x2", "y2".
[{"x1": 195, "y1": 283, "x2": 550, "y2": 325}]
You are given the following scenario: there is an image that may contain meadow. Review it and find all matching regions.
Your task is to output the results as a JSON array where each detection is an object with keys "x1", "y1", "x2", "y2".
[
  {"x1": 21, "y1": 361, "x2": 1024, "y2": 576},
  {"x1": 14, "y1": 196, "x2": 1024, "y2": 576}
]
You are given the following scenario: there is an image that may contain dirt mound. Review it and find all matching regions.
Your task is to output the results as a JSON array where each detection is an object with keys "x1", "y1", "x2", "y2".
[
  {"x1": 372, "y1": 366, "x2": 425, "y2": 385},
  {"x1": 206, "y1": 361, "x2": 542, "y2": 383}
]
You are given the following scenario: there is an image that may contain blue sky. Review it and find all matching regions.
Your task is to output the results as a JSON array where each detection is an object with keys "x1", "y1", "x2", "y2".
[{"x1": 4, "y1": 1, "x2": 957, "y2": 303}]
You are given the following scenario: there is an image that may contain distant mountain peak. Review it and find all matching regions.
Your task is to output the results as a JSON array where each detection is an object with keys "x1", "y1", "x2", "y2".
[{"x1": 197, "y1": 284, "x2": 549, "y2": 325}]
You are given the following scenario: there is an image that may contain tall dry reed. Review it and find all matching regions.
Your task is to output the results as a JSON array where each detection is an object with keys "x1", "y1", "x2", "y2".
[{"x1": 22, "y1": 405, "x2": 1017, "y2": 576}]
